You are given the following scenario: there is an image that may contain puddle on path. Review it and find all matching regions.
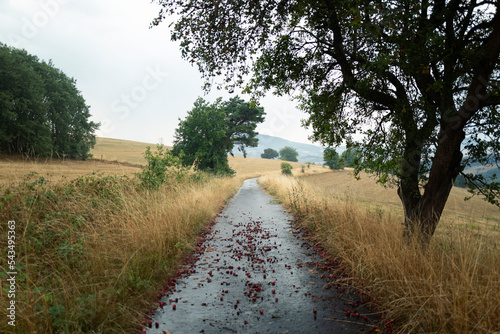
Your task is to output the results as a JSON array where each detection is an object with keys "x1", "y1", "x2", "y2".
[{"x1": 144, "y1": 178, "x2": 380, "y2": 334}]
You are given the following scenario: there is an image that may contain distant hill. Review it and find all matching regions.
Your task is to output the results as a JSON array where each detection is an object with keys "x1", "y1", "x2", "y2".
[
  {"x1": 231, "y1": 134, "x2": 345, "y2": 164},
  {"x1": 462, "y1": 159, "x2": 500, "y2": 183}
]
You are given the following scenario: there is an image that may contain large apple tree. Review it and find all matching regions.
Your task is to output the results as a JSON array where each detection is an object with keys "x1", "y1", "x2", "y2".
[{"x1": 152, "y1": 0, "x2": 500, "y2": 242}]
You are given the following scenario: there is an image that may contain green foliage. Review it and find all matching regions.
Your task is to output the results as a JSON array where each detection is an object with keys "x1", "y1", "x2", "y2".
[
  {"x1": 152, "y1": 0, "x2": 500, "y2": 238},
  {"x1": 324, "y1": 148, "x2": 343, "y2": 170},
  {"x1": 0, "y1": 172, "x2": 137, "y2": 332},
  {"x1": 261, "y1": 148, "x2": 279, "y2": 159},
  {"x1": 454, "y1": 174, "x2": 468, "y2": 188},
  {"x1": 461, "y1": 172, "x2": 500, "y2": 207},
  {"x1": 281, "y1": 162, "x2": 293, "y2": 176},
  {"x1": 279, "y1": 146, "x2": 299, "y2": 162},
  {"x1": 0, "y1": 43, "x2": 98, "y2": 159},
  {"x1": 173, "y1": 96, "x2": 265, "y2": 175},
  {"x1": 137, "y1": 145, "x2": 187, "y2": 189},
  {"x1": 340, "y1": 148, "x2": 360, "y2": 168}
]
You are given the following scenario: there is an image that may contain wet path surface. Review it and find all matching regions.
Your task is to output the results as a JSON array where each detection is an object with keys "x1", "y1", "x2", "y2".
[{"x1": 145, "y1": 178, "x2": 377, "y2": 333}]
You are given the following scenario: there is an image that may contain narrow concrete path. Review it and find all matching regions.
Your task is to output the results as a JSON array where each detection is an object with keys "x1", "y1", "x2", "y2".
[{"x1": 146, "y1": 178, "x2": 377, "y2": 334}]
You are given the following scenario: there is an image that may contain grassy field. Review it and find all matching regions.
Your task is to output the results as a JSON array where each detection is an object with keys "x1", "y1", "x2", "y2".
[
  {"x1": 1, "y1": 137, "x2": 499, "y2": 333},
  {"x1": 90, "y1": 137, "x2": 326, "y2": 176},
  {"x1": 0, "y1": 137, "x2": 324, "y2": 333},
  {"x1": 0, "y1": 162, "x2": 243, "y2": 333},
  {"x1": 90, "y1": 137, "x2": 154, "y2": 165},
  {"x1": 0, "y1": 155, "x2": 142, "y2": 187},
  {"x1": 259, "y1": 174, "x2": 500, "y2": 333},
  {"x1": 300, "y1": 170, "x2": 500, "y2": 232},
  {"x1": 0, "y1": 137, "x2": 325, "y2": 186}
]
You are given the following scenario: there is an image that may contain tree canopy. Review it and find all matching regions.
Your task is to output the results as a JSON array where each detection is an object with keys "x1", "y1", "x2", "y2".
[
  {"x1": 0, "y1": 43, "x2": 98, "y2": 159},
  {"x1": 324, "y1": 148, "x2": 342, "y2": 170},
  {"x1": 152, "y1": 0, "x2": 500, "y2": 242},
  {"x1": 261, "y1": 148, "x2": 279, "y2": 159},
  {"x1": 172, "y1": 96, "x2": 265, "y2": 174},
  {"x1": 341, "y1": 148, "x2": 360, "y2": 168},
  {"x1": 279, "y1": 146, "x2": 299, "y2": 162}
]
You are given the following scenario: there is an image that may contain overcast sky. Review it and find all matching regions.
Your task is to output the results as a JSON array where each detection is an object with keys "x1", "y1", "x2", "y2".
[{"x1": 0, "y1": 0, "x2": 319, "y2": 146}]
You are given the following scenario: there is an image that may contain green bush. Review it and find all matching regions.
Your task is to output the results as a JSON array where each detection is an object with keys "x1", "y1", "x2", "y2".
[
  {"x1": 137, "y1": 145, "x2": 187, "y2": 189},
  {"x1": 281, "y1": 162, "x2": 293, "y2": 176}
]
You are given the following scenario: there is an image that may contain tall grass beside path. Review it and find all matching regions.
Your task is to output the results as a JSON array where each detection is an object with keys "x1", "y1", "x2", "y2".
[
  {"x1": 259, "y1": 174, "x2": 500, "y2": 333},
  {"x1": 0, "y1": 172, "x2": 242, "y2": 333}
]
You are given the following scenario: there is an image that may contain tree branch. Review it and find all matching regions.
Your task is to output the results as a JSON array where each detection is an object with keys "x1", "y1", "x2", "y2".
[{"x1": 323, "y1": 1, "x2": 398, "y2": 110}]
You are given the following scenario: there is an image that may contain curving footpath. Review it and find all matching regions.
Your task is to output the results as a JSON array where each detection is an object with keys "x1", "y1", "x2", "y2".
[{"x1": 145, "y1": 178, "x2": 379, "y2": 334}]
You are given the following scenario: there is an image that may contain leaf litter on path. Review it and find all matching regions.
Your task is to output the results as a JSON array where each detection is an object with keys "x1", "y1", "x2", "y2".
[{"x1": 141, "y1": 178, "x2": 389, "y2": 334}]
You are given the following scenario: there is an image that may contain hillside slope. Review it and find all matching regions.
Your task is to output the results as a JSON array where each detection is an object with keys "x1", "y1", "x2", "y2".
[
  {"x1": 231, "y1": 134, "x2": 342, "y2": 164},
  {"x1": 90, "y1": 137, "x2": 327, "y2": 175}
]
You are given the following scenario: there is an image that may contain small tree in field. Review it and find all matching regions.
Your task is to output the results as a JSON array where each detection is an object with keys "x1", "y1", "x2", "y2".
[
  {"x1": 261, "y1": 148, "x2": 279, "y2": 159},
  {"x1": 279, "y1": 146, "x2": 299, "y2": 162},
  {"x1": 173, "y1": 96, "x2": 265, "y2": 175},
  {"x1": 281, "y1": 162, "x2": 293, "y2": 176},
  {"x1": 324, "y1": 148, "x2": 343, "y2": 170}
]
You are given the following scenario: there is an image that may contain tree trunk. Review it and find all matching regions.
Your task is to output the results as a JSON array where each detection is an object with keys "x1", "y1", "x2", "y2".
[
  {"x1": 399, "y1": 12, "x2": 500, "y2": 244},
  {"x1": 399, "y1": 126, "x2": 465, "y2": 244}
]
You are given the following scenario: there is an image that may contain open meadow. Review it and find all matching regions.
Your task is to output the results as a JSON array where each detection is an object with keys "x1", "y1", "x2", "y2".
[
  {"x1": 0, "y1": 137, "x2": 325, "y2": 333},
  {"x1": 259, "y1": 174, "x2": 500, "y2": 333},
  {"x1": 300, "y1": 170, "x2": 500, "y2": 233},
  {"x1": 1, "y1": 137, "x2": 499, "y2": 333},
  {"x1": 0, "y1": 137, "x2": 326, "y2": 186}
]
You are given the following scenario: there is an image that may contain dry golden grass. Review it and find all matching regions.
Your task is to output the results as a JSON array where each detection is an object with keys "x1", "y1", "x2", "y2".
[
  {"x1": 301, "y1": 170, "x2": 500, "y2": 231},
  {"x1": 90, "y1": 137, "x2": 158, "y2": 165},
  {"x1": 259, "y1": 173, "x2": 500, "y2": 333},
  {"x1": 0, "y1": 155, "x2": 142, "y2": 186},
  {"x1": 228, "y1": 155, "x2": 327, "y2": 176},
  {"x1": 0, "y1": 172, "x2": 243, "y2": 333},
  {"x1": 0, "y1": 137, "x2": 326, "y2": 186},
  {"x1": 3, "y1": 137, "x2": 498, "y2": 333},
  {"x1": 92, "y1": 136, "x2": 327, "y2": 176}
]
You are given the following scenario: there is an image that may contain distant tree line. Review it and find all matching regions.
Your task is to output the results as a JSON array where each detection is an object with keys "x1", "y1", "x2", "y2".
[
  {"x1": 0, "y1": 43, "x2": 98, "y2": 159},
  {"x1": 261, "y1": 146, "x2": 299, "y2": 162}
]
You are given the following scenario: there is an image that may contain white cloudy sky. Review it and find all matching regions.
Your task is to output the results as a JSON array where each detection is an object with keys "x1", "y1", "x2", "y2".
[{"x1": 0, "y1": 0, "x2": 318, "y2": 146}]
